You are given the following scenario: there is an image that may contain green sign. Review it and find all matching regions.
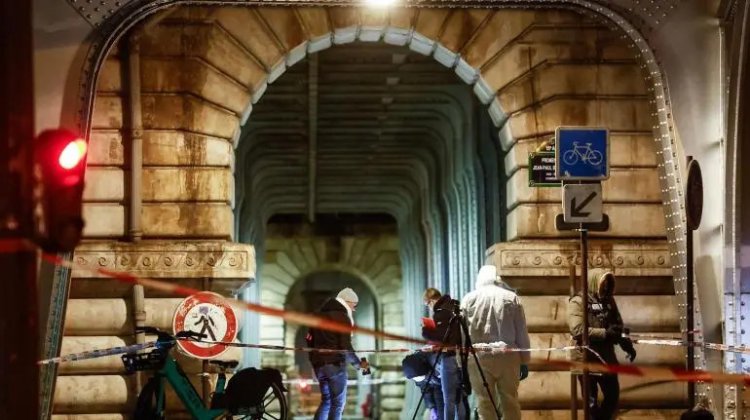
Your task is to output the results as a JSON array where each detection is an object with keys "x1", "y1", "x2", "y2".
[{"x1": 528, "y1": 151, "x2": 561, "y2": 187}]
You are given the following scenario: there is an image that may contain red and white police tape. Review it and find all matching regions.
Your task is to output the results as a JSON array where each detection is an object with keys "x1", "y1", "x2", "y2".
[
  {"x1": 36, "y1": 338, "x2": 577, "y2": 365},
  {"x1": 631, "y1": 337, "x2": 750, "y2": 355},
  {"x1": 547, "y1": 359, "x2": 750, "y2": 386},
  {"x1": 13, "y1": 243, "x2": 750, "y2": 385}
]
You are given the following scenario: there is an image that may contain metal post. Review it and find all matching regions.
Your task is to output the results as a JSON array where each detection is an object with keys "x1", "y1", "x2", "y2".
[
  {"x1": 686, "y1": 226, "x2": 696, "y2": 408},
  {"x1": 580, "y1": 227, "x2": 590, "y2": 420},
  {"x1": 132, "y1": 284, "x2": 146, "y2": 392},
  {"x1": 307, "y1": 53, "x2": 318, "y2": 223},
  {"x1": 126, "y1": 33, "x2": 143, "y2": 241},
  {"x1": 125, "y1": 30, "x2": 146, "y2": 393},
  {"x1": 569, "y1": 264, "x2": 578, "y2": 420},
  {"x1": 684, "y1": 155, "x2": 702, "y2": 410},
  {"x1": 201, "y1": 277, "x2": 211, "y2": 405},
  {"x1": 0, "y1": 0, "x2": 38, "y2": 418}
]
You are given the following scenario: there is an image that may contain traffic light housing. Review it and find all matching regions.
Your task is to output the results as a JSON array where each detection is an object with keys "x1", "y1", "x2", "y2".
[{"x1": 32, "y1": 129, "x2": 87, "y2": 252}]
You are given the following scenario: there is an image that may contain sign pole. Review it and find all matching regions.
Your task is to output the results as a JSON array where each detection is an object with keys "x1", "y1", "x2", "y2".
[
  {"x1": 580, "y1": 226, "x2": 590, "y2": 420},
  {"x1": 554, "y1": 126, "x2": 609, "y2": 420},
  {"x1": 569, "y1": 264, "x2": 578, "y2": 420},
  {"x1": 684, "y1": 156, "x2": 702, "y2": 409},
  {"x1": 686, "y1": 221, "x2": 695, "y2": 408}
]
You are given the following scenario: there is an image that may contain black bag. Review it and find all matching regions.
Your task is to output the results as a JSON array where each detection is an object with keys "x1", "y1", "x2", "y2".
[
  {"x1": 221, "y1": 367, "x2": 286, "y2": 410},
  {"x1": 401, "y1": 352, "x2": 433, "y2": 380},
  {"x1": 681, "y1": 409, "x2": 714, "y2": 420}
]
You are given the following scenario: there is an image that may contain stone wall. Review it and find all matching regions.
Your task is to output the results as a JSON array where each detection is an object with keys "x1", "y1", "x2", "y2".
[
  {"x1": 487, "y1": 240, "x2": 685, "y2": 415},
  {"x1": 57, "y1": 242, "x2": 253, "y2": 416},
  {"x1": 61, "y1": 5, "x2": 684, "y2": 419}
]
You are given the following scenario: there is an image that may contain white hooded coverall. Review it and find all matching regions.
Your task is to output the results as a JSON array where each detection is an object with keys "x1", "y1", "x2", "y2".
[{"x1": 461, "y1": 265, "x2": 531, "y2": 420}]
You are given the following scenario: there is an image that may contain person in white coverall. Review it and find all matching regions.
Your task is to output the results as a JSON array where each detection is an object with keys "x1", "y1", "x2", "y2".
[{"x1": 461, "y1": 265, "x2": 530, "y2": 420}]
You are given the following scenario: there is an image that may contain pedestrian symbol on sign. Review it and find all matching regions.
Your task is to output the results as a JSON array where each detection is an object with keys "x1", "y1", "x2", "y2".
[
  {"x1": 173, "y1": 291, "x2": 238, "y2": 359},
  {"x1": 193, "y1": 306, "x2": 218, "y2": 341}
]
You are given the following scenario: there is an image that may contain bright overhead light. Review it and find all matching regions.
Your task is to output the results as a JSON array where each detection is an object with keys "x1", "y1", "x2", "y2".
[{"x1": 364, "y1": 0, "x2": 396, "y2": 8}]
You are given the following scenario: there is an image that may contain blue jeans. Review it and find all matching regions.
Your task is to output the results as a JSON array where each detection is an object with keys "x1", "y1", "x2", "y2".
[
  {"x1": 314, "y1": 363, "x2": 348, "y2": 420},
  {"x1": 435, "y1": 354, "x2": 467, "y2": 420}
]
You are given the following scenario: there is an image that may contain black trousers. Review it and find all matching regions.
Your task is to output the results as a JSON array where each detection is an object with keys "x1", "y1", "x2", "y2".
[{"x1": 578, "y1": 373, "x2": 619, "y2": 420}]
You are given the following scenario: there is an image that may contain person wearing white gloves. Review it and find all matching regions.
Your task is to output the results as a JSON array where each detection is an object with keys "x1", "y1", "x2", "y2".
[{"x1": 461, "y1": 265, "x2": 530, "y2": 420}]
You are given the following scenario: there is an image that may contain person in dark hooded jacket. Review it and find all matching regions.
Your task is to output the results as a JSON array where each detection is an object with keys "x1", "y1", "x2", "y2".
[
  {"x1": 567, "y1": 268, "x2": 637, "y2": 420},
  {"x1": 307, "y1": 288, "x2": 369, "y2": 420},
  {"x1": 423, "y1": 288, "x2": 466, "y2": 420}
]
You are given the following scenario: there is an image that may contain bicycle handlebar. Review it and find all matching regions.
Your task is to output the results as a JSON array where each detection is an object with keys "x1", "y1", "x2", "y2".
[
  {"x1": 135, "y1": 327, "x2": 207, "y2": 341},
  {"x1": 176, "y1": 330, "x2": 208, "y2": 340}
]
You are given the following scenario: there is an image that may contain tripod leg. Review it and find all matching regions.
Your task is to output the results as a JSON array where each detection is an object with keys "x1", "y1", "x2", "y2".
[
  {"x1": 458, "y1": 317, "x2": 502, "y2": 420},
  {"x1": 411, "y1": 348, "x2": 445, "y2": 420}
]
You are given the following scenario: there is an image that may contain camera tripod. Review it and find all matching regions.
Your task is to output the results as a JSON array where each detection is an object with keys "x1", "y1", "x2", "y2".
[{"x1": 410, "y1": 302, "x2": 502, "y2": 420}]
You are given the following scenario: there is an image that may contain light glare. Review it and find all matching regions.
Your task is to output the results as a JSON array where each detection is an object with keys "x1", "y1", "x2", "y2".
[
  {"x1": 364, "y1": 0, "x2": 396, "y2": 8},
  {"x1": 59, "y1": 139, "x2": 87, "y2": 169}
]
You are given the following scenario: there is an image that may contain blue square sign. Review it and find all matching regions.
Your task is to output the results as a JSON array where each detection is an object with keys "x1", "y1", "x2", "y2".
[{"x1": 555, "y1": 127, "x2": 609, "y2": 180}]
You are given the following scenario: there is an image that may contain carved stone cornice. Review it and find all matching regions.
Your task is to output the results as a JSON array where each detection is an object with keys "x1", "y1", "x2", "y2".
[
  {"x1": 72, "y1": 241, "x2": 255, "y2": 279},
  {"x1": 486, "y1": 240, "x2": 671, "y2": 277}
]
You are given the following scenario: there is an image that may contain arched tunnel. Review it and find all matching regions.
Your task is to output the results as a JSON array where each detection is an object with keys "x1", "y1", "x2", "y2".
[{"x1": 27, "y1": 1, "x2": 750, "y2": 419}]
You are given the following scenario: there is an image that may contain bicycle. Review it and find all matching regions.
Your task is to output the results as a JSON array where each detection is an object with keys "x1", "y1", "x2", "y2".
[
  {"x1": 122, "y1": 326, "x2": 288, "y2": 420},
  {"x1": 562, "y1": 142, "x2": 604, "y2": 166}
]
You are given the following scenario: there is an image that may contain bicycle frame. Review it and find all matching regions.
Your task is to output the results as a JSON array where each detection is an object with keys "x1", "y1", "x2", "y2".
[
  {"x1": 127, "y1": 329, "x2": 283, "y2": 420},
  {"x1": 573, "y1": 142, "x2": 593, "y2": 156},
  {"x1": 151, "y1": 355, "x2": 226, "y2": 420}
]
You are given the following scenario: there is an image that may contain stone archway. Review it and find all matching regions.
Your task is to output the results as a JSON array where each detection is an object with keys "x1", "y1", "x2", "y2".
[
  {"x1": 59, "y1": 4, "x2": 693, "y2": 418},
  {"x1": 258, "y1": 235, "x2": 402, "y2": 356},
  {"x1": 283, "y1": 270, "x2": 378, "y2": 417},
  {"x1": 259, "y1": 232, "x2": 403, "y2": 418}
]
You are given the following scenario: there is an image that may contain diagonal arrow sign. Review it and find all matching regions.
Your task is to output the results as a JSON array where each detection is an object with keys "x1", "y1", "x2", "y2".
[{"x1": 571, "y1": 191, "x2": 597, "y2": 218}]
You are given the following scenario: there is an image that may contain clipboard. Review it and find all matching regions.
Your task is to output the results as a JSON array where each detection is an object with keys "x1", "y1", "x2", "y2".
[{"x1": 422, "y1": 317, "x2": 436, "y2": 329}]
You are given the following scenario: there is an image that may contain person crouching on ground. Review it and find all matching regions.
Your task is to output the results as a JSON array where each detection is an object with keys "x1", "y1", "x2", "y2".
[{"x1": 307, "y1": 288, "x2": 369, "y2": 420}]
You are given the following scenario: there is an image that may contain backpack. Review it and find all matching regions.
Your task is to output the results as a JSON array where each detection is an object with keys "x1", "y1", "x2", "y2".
[{"x1": 401, "y1": 351, "x2": 432, "y2": 379}]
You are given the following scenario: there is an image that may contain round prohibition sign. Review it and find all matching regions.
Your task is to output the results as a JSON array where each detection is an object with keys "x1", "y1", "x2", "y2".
[{"x1": 172, "y1": 291, "x2": 238, "y2": 359}]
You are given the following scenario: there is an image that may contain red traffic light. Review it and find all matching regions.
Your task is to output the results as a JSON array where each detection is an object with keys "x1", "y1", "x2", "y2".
[
  {"x1": 57, "y1": 138, "x2": 87, "y2": 186},
  {"x1": 32, "y1": 129, "x2": 88, "y2": 252},
  {"x1": 59, "y1": 139, "x2": 87, "y2": 170}
]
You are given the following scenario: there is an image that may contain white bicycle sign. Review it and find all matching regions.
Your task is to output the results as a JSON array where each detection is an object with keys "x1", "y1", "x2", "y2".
[{"x1": 562, "y1": 142, "x2": 603, "y2": 166}]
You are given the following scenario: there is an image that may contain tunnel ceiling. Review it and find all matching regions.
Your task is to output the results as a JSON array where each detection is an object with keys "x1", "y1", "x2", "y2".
[
  {"x1": 237, "y1": 42, "x2": 490, "y2": 219},
  {"x1": 236, "y1": 42, "x2": 504, "y2": 295}
]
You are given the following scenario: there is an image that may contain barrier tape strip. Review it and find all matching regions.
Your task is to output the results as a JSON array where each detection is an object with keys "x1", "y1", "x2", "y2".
[
  {"x1": 178, "y1": 338, "x2": 578, "y2": 355},
  {"x1": 283, "y1": 378, "x2": 408, "y2": 387},
  {"x1": 39, "y1": 340, "x2": 750, "y2": 385},
  {"x1": 20, "y1": 245, "x2": 750, "y2": 385},
  {"x1": 40, "y1": 253, "x2": 429, "y2": 347},
  {"x1": 38, "y1": 342, "x2": 155, "y2": 365},
  {"x1": 547, "y1": 359, "x2": 750, "y2": 385},
  {"x1": 633, "y1": 338, "x2": 750, "y2": 355},
  {"x1": 37, "y1": 339, "x2": 578, "y2": 365},
  {"x1": 628, "y1": 332, "x2": 700, "y2": 340}
]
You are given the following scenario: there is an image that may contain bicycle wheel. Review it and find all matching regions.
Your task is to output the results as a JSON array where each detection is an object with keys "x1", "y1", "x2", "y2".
[
  {"x1": 563, "y1": 149, "x2": 578, "y2": 165},
  {"x1": 588, "y1": 150, "x2": 603, "y2": 165},
  {"x1": 134, "y1": 377, "x2": 166, "y2": 420},
  {"x1": 232, "y1": 382, "x2": 287, "y2": 420}
]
